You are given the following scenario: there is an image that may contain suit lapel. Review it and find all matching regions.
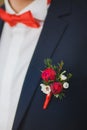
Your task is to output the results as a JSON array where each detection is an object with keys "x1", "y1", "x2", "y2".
[
  {"x1": 0, "y1": 20, "x2": 4, "y2": 37},
  {"x1": 0, "y1": 0, "x2": 71, "y2": 130},
  {"x1": 0, "y1": 5, "x2": 5, "y2": 37}
]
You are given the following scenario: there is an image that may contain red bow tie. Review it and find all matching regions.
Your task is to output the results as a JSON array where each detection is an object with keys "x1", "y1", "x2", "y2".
[
  {"x1": 0, "y1": 8, "x2": 40, "y2": 28},
  {"x1": 47, "y1": 0, "x2": 51, "y2": 4},
  {"x1": 0, "y1": 0, "x2": 51, "y2": 28}
]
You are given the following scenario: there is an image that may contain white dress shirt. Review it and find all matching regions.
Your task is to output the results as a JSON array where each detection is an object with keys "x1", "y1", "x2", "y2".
[{"x1": 0, "y1": 0, "x2": 49, "y2": 130}]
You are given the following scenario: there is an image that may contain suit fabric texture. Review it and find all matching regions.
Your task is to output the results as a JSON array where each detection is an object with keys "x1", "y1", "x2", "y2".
[{"x1": 0, "y1": 0, "x2": 87, "y2": 130}]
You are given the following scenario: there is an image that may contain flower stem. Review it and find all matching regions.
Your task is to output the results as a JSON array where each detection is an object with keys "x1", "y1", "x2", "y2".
[{"x1": 43, "y1": 92, "x2": 52, "y2": 109}]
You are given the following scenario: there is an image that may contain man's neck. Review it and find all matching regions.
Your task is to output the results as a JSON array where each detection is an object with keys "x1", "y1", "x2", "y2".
[{"x1": 8, "y1": 0, "x2": 34, "y2": 13}]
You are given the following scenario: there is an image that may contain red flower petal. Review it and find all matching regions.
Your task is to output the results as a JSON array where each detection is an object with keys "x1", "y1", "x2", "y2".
[
  {"x1": 41, "y1": 68, "x2": 56, "y2": 82},
  {"x1": 50, "y1": 82, "x2": 63, "y2": 94}
]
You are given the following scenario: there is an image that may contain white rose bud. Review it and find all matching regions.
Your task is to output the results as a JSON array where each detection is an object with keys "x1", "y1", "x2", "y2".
[
  {"x1": 63, "y1": 82, "x2": 69, "y2": 89},
  {"x1": 60, "y1": 74, "x2": 67, "y2": 80}
]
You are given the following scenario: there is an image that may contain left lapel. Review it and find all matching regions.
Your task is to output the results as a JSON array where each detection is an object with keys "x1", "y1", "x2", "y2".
[
  {"x1": 0, "y1": 19, "x2": 4, "y2": 37},
  {"x1": 0, "y1": 1, "x2": 71, "y2": 130},
  {"x1": 0, "y1": 5, "x2": 5, "y2": 37}
]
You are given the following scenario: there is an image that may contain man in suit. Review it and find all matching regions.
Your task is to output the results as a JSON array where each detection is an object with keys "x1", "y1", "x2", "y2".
[{"x1": 0, "y1": 0, "x2": 87, "y2": 130}]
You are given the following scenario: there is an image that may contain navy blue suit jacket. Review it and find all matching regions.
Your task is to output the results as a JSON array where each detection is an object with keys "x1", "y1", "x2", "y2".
[{"x1": 0, "y1": 0, "x2": 87, "y2": 130}]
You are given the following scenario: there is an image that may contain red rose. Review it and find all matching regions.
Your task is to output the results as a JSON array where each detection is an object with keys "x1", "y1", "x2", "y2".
[
  {"x1": 41, "y1": 68, "x2": 56, "y2": 82},
  {"x1": 50, "y1": 82, "x2": 63, "y2": 94}
]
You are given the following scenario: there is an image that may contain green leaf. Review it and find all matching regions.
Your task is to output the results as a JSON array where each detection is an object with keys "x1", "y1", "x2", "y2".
[
  {"x1": 58, "y1": 61, "x2": 64, "y2": 73},
  {"x1": 44, "y1": 58, "x2": 52, "y2": 67},
  {"x1": 58, "y1": 93, "x2": 65, "y2": 100},
  {"x1": 67, "y1": 73, "x2": 72, "y2": 81}
]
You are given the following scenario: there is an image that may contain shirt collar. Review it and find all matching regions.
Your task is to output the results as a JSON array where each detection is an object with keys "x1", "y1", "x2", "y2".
[{"x1": 4, "y1": 0, "x2": 49, "y2": 21}]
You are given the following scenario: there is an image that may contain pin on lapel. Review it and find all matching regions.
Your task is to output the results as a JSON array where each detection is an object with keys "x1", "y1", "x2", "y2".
[{"x1": 40, "y1": 59, "x2": 72, "y2": 109}]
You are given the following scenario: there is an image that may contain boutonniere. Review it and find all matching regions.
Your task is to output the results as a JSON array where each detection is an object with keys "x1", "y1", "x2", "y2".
[{"x1": 40, "y1": 59, "x2": 72, "y2": 109}]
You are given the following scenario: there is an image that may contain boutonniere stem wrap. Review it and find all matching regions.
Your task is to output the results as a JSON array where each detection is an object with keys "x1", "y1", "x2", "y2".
[{"x1": 40, "y1": 59, "x2": 72, "y2": 109}]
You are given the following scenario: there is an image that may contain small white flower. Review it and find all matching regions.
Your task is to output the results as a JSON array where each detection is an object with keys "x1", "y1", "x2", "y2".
[
  {"x1": 60, "y1": 71, "x2": 67, "y2": 80},
  {"x1": 63, "y1": 82, "x2": 69, "y2": 89},
  {"x1": 40, "y1": 84, "x2": 51, "y2": 94},
  {"x1": 60, "y1": 74, "x2": 67, "y2": 80}
]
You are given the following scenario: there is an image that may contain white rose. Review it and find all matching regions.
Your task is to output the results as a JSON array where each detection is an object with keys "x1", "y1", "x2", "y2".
[
  {"x1": 40, "y1": 84, "x2": 51, "y2": 94},
  {"x1": 63, "y1": 82, "x2": 69, "y2": 89}
]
